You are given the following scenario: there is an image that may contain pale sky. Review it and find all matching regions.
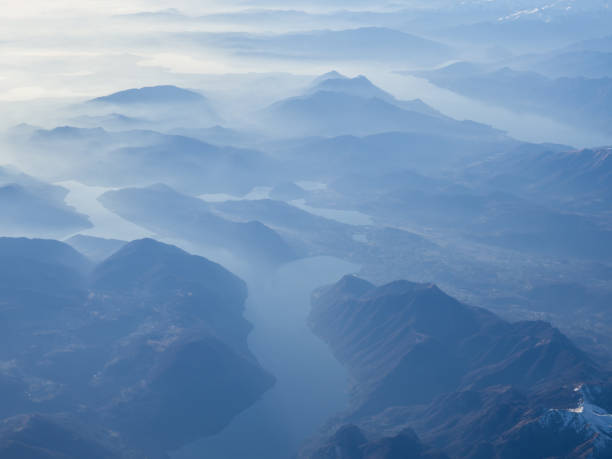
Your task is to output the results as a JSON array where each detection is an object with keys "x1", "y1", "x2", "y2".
[{"x1": 0, "y1": 0, "x2": 394, "y2": 102}]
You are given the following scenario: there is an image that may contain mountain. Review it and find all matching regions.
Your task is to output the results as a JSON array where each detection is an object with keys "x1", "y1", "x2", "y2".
[
  {"x1": 210, "y1": 198, "x2": 361, "y2": 258},
  {"x1": 309, "y1": 425, "x2": 448, "y2": 459},
  {"x1": 0, "y1": 237, "x2": 274, "y2": 457},
  {"x1": 521, "y1": 50, "x2": 612, "y2": 78},
  {"x1": 0, "y1": 414, "x2": 129, "y2": 459},
  {"x1": 259, "y1": 72, "x2": 501, "y2": 139},
  {"x1": 418, "y1": 65, "x2": 612, "y2": 135},
  {"x1": 465, "y1": 145, "x2": 612, "y2": 211},
  {"x1": 92, "y1": 238, "x2": 247, "y2": 310},
  {"x1": 434, "y1": 10, "x2": 612, "y2": 53},
  {"x1": 98, "y1": 185, "x2": 297, "y2": 265},
  {"x1": 31, "y1": 125, "x2": 111, "y2": 144},
  {"x1": 90, "y1": 85, "x2": 206, "y2": 105},
  {"x1": 168, "y1": 125, "x2": 262, "y2": 148},
  {"x1": 307, "y1": 73, "x2": 446, "y2": 118},
  {"x1": 311, "y1": 71, "x2": 348, "y2": 85},
  {"x1": 19, "y1": 126, "x2": 278, "y2": 194},
  {"x1": 70, "y1": 113, "x2": 147, "y2": 130},
  {"x1": 275, "y1": 131, "x2": 516, "y2": 177},
  {"x1": 102, "y1": 134, "x2": 276, "y2": 194},
  {"x1": 305, "y1": 276, "x2": 612, "y2": 458},
  {"x1": 0, "y1": 181, "x2": 92, "y2": 238},
  {"x1": 262, "y1": 88, "x2": 502, "y2": 139},
  {"x1": 86, "y1": 86, "x2": 220, "y2": 131},
  {"x1": 354, "y1": 176, "x2": 612, "y2": 260},
  {"x1": 0, "y1": 165, "x2": 66, "y2": 201}
]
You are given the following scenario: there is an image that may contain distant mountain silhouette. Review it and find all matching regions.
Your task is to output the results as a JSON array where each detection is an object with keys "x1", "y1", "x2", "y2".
[
  {"x1": 90, "y1": 85, "x2": 206, "y2": 105},
  {"x1": 70, "y1": 112, "x2": 147, "y2": 130},
  {"x1": 189, "y1": 27, "x2": 452, "y2": 65},
  {"x1": 99, "y1": 185, "x2": 297, "y2": 265},
  {"x1": 0, "y1": 165, "x2": 66, "y2": 201},
  {"x1": 308, "y1": 73, "x2": 446, "y2": 118},
  {"x1": 22, "y1": 126, "x2": 277, "y2": 194},
  {"x1": 435, "y1": 10, "x2": 612, "y2": 52},
  {"x1": 419, "y1": 64, "x2": 612, "y2": 135},
  {"x1": 261, "y1": 73, "x2": 502, "y2": 138},
  {"x1": 85, "y1": 85, "x2": 220, "y2": 131},
  {"x1": 523, "y1": 50, "x2": 612, "y2": 78}
]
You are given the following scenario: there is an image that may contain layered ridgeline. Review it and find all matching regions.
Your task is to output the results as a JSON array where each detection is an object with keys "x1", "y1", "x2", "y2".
[
  {"x1": 260, "y1": 72, "x2": 503, "y2": 139},
  {"x1": 465, "y1": 144, "x2": 612, "y2": 212},
  {"x1": 304, "y1": 276, "x2": 612, "y2": 459},
  {"x1": 0, "y1": 237, "x2": 274, "y2": 459},
  {"x1": 87, "y1": 85, "x2": 220, "y2": 130},
  {"x1": 416, "y1": 61, "x2": 612, "y2": 136},
  {"x1": 11, "y1": 123, "x2": 278, "y2": 196},
  {"x1": 98, "y1": 184, "x2": 297, "y2": 265}
]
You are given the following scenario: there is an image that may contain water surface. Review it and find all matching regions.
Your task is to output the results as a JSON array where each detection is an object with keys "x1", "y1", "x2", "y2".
[{"x1": 173, "y1": 256, "x2": 360, "y2": 459}]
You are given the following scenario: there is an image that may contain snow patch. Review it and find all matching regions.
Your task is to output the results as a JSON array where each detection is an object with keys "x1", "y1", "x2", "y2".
[{"x1": 541, "y1": 385, "x2": 612, "y2": 450}]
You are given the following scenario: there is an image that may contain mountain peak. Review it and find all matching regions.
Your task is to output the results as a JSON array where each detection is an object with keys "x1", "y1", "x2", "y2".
[
  {"x1": 336, "y1": 274, "x2": 375, "y2": 295},
  {"x1": 309, "y1": 73, "x2": 388, "y2": 99},
  {"x1": 312, "y1": 70, "x2": 348, "y2": 85}
]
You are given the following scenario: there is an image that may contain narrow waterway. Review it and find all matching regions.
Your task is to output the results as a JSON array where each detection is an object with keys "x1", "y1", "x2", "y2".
[
  {"x1": 173, "y1": 256, "x2": 359, "y2": 459},
  {"x1": 55, "y1": 180, "x2": 153, "y2": 241},
  {"x1": 55, "y1": 181, "x2": 359, "y2": 459}
]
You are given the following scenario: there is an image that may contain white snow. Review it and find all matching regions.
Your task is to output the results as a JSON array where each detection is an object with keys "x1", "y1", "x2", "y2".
[{"x1": 542, "y1": 385, "x2": 612, "y2": 450}]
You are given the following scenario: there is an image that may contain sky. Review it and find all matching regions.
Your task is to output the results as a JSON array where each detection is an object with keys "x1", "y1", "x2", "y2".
[{"x1": 0, "y1": 0, "x2": 410, "y2": 102}]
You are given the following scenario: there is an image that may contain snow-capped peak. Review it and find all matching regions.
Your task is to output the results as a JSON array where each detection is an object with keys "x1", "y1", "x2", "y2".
[{"x1": 541, "y1": 385, "x2": 612, "y2": 451}]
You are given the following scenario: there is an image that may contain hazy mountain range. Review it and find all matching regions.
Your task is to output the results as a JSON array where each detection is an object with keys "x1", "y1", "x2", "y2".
[
  {"x1": 260, "y1": 73, "x2": 502, "y2": 138},
  {"x1": 2, "y1": 2, "x2": 612, "y2": 457}
]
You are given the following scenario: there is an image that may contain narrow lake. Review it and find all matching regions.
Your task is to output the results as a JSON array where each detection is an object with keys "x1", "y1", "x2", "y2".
[{"x1": 173, "y1": 256, "x2": 359, "y2": 459}]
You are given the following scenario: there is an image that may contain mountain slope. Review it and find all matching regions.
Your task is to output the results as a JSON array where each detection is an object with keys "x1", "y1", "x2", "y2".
[
  {"x1": 419, "y1": 65, "x2": 612, "y2": 135},
  {"x1": 19, "y1": 126, "x2": 278, "y2": 194},
  {"x1": 90, "y1": 85, "x2": 206, "y2": 105},
  {"x1": 467, "y1": 145, "x2": 612, "y2": 211},
  {"x1": 98, "y1": 185, "x2": 297, "y2": 265},
  {"x1": 260, "y1": 71, "x2": 501, "y2": 139},
  {"x1": 0, "y1": 184, "x2": 92, "y2": 238},
  {"x1": 262, "y1": 89, "x2": 501, "y2": 138},
  {"x1": 0, "y1": 237, "x2": 274, "y2": 457},
  {"x1": 306, "y1": 275, "x2": 611, "y2": 458},
  {"x1": 307, "y1": 73, "x2": 446, "y2": 119},
  {"x1": 0, "y1": 168, "x2": 91, "y2": 238}
]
